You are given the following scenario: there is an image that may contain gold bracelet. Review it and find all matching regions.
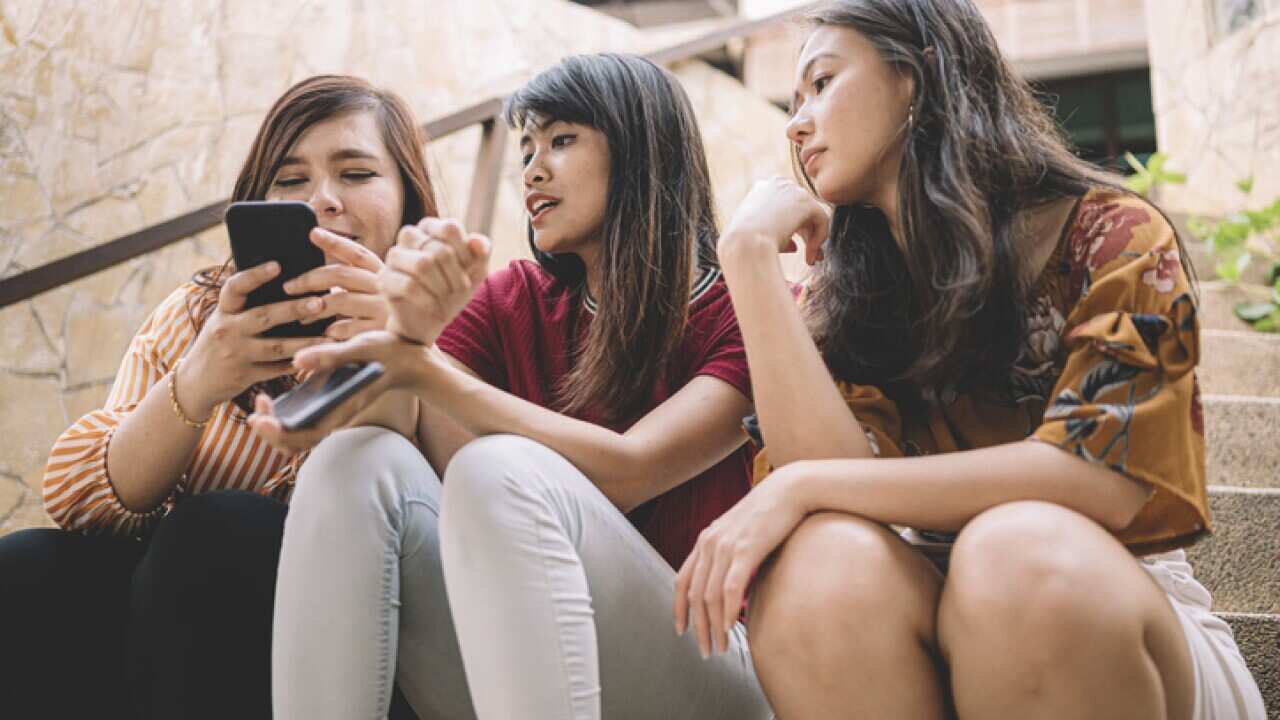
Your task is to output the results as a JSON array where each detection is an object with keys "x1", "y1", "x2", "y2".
[{"x1": 168, "y1": 358, "x2": 211, "y2": 429}]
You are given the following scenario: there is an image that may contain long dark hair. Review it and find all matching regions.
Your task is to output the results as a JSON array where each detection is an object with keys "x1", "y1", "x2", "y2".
[
  {"x1": 506, "y1": 54, "x2": 719, "y2": 423},
  {"x1": 191, "y1": 75, "x2": 439, "y2": 412},
  {"x1": 800, "y1": 0, "x2": 1193, "y2": 396}
]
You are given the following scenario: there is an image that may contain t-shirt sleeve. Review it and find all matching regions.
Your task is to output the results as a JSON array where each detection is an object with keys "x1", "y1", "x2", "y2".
[
  {"x1": 689, "y1": 288, "x2": 751, "y2": 401},
  {"x1": 436, "y1": 270, "x2": 508, "y2": 389},
  {"x1": 1032, "y1": 197, "x2": 1207, "y2": 543}
]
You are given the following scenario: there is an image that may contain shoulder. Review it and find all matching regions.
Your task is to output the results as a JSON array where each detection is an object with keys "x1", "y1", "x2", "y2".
[
  {"x1": 1068, "y1": 187, "x2": 1178, "y2": 278},
  {"x1": 480, "y1": 259, "x2": 565, "y2": 302}
]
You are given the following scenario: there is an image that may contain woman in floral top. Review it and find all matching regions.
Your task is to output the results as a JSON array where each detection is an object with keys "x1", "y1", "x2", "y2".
[{"x1": 674, "y1": 1, "x2": 1265, "y2": 718}]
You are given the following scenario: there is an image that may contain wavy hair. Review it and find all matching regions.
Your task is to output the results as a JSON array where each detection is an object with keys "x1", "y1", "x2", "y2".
[{"x1": 799, "y1": 0, "x2": 1193, "y2": 397}]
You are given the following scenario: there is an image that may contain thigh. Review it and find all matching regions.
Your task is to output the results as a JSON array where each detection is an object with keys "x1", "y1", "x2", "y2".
[
  {"x1": 533, "y1": 450, "x2": 773, "y2": 720},
  {"x1": 940, "y1": 501, "x2": 1194, "y2": 720},
  {"x1": 0, "y1": 528, "x2": 144, "y2": 719},
  {"x1": 131, "y1": 491, "x2": 287, "y2": 720}
]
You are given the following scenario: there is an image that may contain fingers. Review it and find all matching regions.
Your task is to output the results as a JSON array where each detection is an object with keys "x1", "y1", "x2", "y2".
[
  {"x1": 219, "y1": 262, "x2": 280, "y2": 314},
  {"x1": 674, "y1": 550, "x2": 696, "y2": 636},
  {"x1": 703, "y1": 545, "x2": 733, "y2": 655},
  {"x1": 310, "y1": 227, "x2": 384, "y2": 272},
  {"x1": 684, "y1": 539, "x2": 714, "y2": 659},
  {"x1": 245, "y1": 336, "x2": 331, "y2": 363},
  {"x1": 721, "y1": 555, "x2": 757, "y2": 642},
  {"x1": 465, "y1": 233, "x2": 492, "y2": 284},
  {"x1": 416, "y1": 217, "x2": 468, "y2": 252},
  {"x1": 312, "y1": 291, "x2": 388, "y2": 328},
  {"x1": 242, "y1": 296, "x2": 332, "y2": 336},
  {"x1": 324, "y1": 318, "x2": 383, "y2": 341},
  {"x1": 292, "y1": 331, "x2": 390, "y2": 373},
  {"x1": 285, "y1": 263, "x2": 379, "y2": 295}
]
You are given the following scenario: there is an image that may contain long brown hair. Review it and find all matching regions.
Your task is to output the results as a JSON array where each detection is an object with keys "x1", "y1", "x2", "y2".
[
  {"x1": 189, "y1": 74, "x2": 439, "y2": 412},
  {"x1": 506, "y1": 54, "x2": 719, "y2": 423},
  {"x1": 799, "y1": 0, "x2": 1193, "y2": 398}
]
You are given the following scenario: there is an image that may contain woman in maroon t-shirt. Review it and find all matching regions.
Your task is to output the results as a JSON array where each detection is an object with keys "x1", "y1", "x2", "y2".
[{"x1": 253, "y1": 55, "x2": 772, "y2": 719}]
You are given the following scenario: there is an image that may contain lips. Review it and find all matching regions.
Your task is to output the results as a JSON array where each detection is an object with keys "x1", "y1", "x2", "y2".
[
  {"x1": 322, "y1": 228, "x2": 359, "y2": 242},
  {"x1": 525, "y1": 192, "x2": 560, "y2": 223},
  {"x1": 800, "y1": 148, "x2": 825, "y2": 175}
]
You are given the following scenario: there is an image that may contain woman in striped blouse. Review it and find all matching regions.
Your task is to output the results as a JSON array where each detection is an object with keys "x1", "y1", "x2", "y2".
[{"x1": 0, "y1": 75, "x2": 433, "y2": 719}]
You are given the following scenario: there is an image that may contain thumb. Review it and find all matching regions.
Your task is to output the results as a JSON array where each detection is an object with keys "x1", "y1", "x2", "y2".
[{"x1": 293, "y1": 335, "x2": 377, "y2": 373}]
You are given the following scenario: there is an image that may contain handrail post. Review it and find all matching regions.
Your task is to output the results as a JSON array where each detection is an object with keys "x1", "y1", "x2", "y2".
[{"x1": 464, "y1": 118, "x2": 507, "y2": 237}]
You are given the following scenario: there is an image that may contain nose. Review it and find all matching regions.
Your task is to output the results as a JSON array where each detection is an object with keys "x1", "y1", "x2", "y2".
[
  {"x1": 785, "y1": 105, "x2": 814, "y2": 147},
  {"x1": 308, "y1": 177, "x2": 343, "y2": 217},
  {"x1": 522, "y1": 153, "x2": 549, "y2": 187}
]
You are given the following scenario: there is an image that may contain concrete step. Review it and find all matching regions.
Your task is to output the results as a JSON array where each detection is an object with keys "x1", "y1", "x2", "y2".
[
  {"x1": 1200, "y1": 330, "x2": 1280, "y2": 398},
  {"x1": 1188, "y1": 487, "x2": 1279, "y2": 615},
  {"x1": 1218, "y1": 612, "x2": 1278, "y2": 716},
  {"x1": 1204, "y1": 395, "x2": 1280, "y2": 490},
  {"x1": 1199, "y1": 281, "x2": 1276, "y2": 332}
]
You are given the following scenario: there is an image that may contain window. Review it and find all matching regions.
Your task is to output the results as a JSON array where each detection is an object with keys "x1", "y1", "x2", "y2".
[{"x1": 1035, "y1": 69, "x2": 1158, "y2": 171}]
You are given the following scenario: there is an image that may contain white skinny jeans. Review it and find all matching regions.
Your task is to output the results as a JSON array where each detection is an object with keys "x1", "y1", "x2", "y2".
[{"x1": 439, "y1": 434, "x2": 773, "y2": 720}]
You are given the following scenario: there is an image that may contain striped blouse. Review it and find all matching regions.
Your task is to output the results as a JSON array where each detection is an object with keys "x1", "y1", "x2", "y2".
[{"x1": 43, "y1": 283, "x2": 305, "y2": 537}]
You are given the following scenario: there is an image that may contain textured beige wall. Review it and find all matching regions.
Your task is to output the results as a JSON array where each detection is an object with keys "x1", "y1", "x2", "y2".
[
  {"x1": 0, "y1": 0, "x2": 792, "y2": 534},
  {"x1": 1146, "y1": 0, "x2": 1280, "y2": 215}
]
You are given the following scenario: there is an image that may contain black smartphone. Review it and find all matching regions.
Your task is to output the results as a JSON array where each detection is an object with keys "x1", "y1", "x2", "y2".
[
  {"x1": 273, "y1": 362, "x2": 385, "y2": 430},
  {"x1": 225, "y1": 200, "x2": 334, "y2": 338}
]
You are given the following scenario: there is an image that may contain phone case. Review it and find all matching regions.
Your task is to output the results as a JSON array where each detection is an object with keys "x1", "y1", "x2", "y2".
[
  {"x1": 274, "y1": 362, "x2": 385, "y2": 430},
  {"x1": 225, "y1": 201, "x2": 334, "y2": 338}
]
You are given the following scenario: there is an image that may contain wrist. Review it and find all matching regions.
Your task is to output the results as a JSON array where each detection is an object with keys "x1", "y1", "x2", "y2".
[
  {"x1": 718, "y1": 231, "x2": 779, "y2": 276},
  {"x1": 777, "y1": 461, "x2": 821, "y2": 516},
  {"x1": 172, "y1": 358, "x2": 217, "y2": 425}
]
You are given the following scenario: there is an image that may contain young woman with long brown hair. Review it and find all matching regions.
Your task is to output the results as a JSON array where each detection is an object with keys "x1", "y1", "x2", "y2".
[
  {"x1": 253, "y1": 54, "x2": 773, "y2": 719},
  {"x1": 0, "y1": 74, "x2": 434, "y2": 719},
  {"x1": 673, "y1": 1, "x2": 1265, "y2": 718}
]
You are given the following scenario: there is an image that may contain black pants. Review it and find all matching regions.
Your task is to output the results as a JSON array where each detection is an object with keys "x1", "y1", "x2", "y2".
[{"x1": 0, "y1": 490, "x2": 418, "y2": 720}]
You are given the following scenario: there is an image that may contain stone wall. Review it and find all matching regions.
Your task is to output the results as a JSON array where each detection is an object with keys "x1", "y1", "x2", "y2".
[
  {"x1": 1145, "y1": 0, "x2": 1280, "y2": 215},
  {"x1": 0, "y1": 0, "x2": 793, "y2": 535}
]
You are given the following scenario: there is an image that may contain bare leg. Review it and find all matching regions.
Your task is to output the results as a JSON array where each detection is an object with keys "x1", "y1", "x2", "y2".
[
  {"x1": 938, "y1": 501, "x2": 1194, "y2": 720},
  {"x1": 748, "y1": 512, "x2": 951, "y2": 719}
]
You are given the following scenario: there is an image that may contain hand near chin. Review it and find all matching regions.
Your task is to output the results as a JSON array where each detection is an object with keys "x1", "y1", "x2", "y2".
[
  {"x1": 381, "y1": 217, "x2": 492, "y2": 344},
  {"x1": 246, "y1": 329, "x2": 433, "y2": 453},
  {"x1": 719, "y1": 175, "x2": 831, "y2": 266}
]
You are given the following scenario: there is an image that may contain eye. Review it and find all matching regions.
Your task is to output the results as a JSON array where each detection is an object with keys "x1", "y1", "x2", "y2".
[
  {"x1": 342, "y1": 170, "x2": 376, "y2": 181},
  {"x1": 521, "y1": 153, "x2": 533, "y2": 167},
  {"x1": 273, "y1": 177, "x2": 306, "y2": 188},
  {"x1": 813, "y1": 74, "x2": 831, "y2": 93},
  {"x1": 551, "y1": 134, "x2": 576, "y2": 148}
]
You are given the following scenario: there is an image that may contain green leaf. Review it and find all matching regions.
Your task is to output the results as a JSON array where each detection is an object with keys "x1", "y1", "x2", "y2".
[
  {"x1": 1217, "y1": 259, "x2": 1241, "y2": 282},
  {"x1": 1163, "y1": 171, "x2": 1187, "y2": 185},
  {"x1": 1268, "y1": 261, "x2": 1280, "y2": 286},
  {"x1": 1253, "y1": 314, "x2": 1278, "y2": 333},
  {"x1": 1123, "y1": 152, "x2": 1147, "y2": 175},
  {"x1": 1147, "y1": 153, "x2": 1167, "y2": 175},
  {"x1": 1237, "y1": 177, "x2": 1255, "y2": 194},
  {"x1": 1235, "y1": 302, "x2": 1276, "y2": 321},
  {"x1": 1187, "y1": 216, "x2": 1211, "y2": 240},
  {"x1": 1273, "y1": 277, "x2": 1280, "y2": 305},
  {"x1": 1124, "y1": 174, "x2": 1152, "y2": 195}
]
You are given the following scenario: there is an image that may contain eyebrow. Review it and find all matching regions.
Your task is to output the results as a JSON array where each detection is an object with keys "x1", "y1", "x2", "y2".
[
  {"x1": 791, "y1": 51, "x2": 841, "y2": 111},
  {"x1": 277, "y1": 148, "x2": 382, "y2": 168}
]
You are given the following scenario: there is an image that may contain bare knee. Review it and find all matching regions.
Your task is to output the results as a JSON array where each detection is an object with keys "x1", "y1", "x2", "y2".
[
  {"x1": 940, "y1": 502, "x2": 1140, "y2": 661},
  {"x1": 749, "y1": 513, "x2": 940, "y2": 657}
]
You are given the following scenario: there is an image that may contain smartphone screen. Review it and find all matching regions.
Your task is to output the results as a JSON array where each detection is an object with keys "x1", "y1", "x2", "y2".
[
  {"x1": 273, "y1": 362, "x2": 385, "y2": 430},
  {"x1": 225, "y1": 201, "x2": 334, "y2": 338}
]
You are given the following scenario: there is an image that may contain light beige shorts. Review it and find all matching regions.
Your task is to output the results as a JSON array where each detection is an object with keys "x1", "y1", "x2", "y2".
[{"x1": 1140, "y1": 550, "x2": 1267, "y2": 720}]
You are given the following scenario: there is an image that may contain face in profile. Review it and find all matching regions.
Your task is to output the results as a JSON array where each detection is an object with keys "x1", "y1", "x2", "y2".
[
  {"x1": 787, "y1": 24, "x2": 914, "y2": 207},
  {"x1": 519, "y1": 119, "x2": 611, "y2": 264},
  {"x1": 264, "y1": 110, "x2": 406, "y2": 261}
]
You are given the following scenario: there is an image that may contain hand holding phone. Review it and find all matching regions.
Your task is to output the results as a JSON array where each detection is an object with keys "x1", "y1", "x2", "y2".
[
  {"x1": 271, "y1": 362, "x2": 385, "y2": 431},
  {"x1": 226, "y1": 201, "x2": 334, "y2": 338}
]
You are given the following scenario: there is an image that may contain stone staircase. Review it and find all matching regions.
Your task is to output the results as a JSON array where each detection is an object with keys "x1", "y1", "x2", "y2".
[{"x1": 1183, "y1": 282, "x2": 1280, "y2": 713}]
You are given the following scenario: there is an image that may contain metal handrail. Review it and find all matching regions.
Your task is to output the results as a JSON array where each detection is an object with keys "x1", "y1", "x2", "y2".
[{"x1": 0, "y1": 3, "x2": 815, "y2": 309}]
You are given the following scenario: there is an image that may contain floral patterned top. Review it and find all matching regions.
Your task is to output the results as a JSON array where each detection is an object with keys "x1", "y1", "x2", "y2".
[{"x1": 755, "y1": 188, "x2": 1208, "y2": 555}]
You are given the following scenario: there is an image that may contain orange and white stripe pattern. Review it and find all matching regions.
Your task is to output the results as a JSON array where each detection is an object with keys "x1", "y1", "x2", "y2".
[{"x1": 42, "y1": 283, "x2": 304, "y2": 537}]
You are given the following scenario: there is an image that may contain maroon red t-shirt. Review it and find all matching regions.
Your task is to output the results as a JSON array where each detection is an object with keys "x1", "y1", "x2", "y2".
[{"x1": 436, "y1": 259, "x2": 753, "y2": 569}]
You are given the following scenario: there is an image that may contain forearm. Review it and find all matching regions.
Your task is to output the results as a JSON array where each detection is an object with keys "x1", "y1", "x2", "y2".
[
  {"x1": 789, "y1": 440, "x2": 1150, "y2": 533},
  {"x1": 106, "y1": 367, "x2": 207, "y2": 512},
  {"x1": 720, "y1": 235, "x2": 871, "y2": 463},
  {"x1": 411, "y1": 356, "x2": 706, "y2": 512}
]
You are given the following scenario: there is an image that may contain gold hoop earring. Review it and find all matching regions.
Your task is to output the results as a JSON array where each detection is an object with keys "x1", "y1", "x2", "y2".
[{"x1": 908, "y1": 104, "x2": 916, "y2": 132}]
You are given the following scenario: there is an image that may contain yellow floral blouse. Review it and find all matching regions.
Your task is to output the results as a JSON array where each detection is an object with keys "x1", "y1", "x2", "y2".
[{"x1": 755, "y1": 188, "x2": 1208, "y2": 555}]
